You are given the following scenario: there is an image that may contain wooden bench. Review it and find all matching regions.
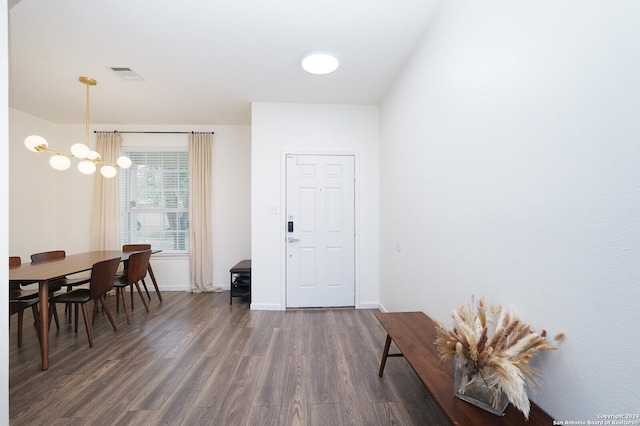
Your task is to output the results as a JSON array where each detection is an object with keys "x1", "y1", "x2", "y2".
[{"x1": 375, "y1": 311, "x2": 554, "y2": 425}]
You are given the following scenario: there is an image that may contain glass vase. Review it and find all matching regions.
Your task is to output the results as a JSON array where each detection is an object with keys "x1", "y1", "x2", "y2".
[{"x1": 453, "y1": 354, "x2": 509, "y2": 416}]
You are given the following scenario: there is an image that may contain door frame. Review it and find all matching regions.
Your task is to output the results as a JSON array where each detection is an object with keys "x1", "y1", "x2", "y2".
[{"x1": 279, "y1": 151, "x2": 361, "y2": 309}]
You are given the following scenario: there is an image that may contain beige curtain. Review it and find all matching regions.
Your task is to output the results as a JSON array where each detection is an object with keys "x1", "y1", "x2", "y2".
[
  {"x1": 189, "y1": 132, "x2": 221, "y2": 292},
  {"x1": 90, "y1": 132, "x2": 123, "y2": 250}
]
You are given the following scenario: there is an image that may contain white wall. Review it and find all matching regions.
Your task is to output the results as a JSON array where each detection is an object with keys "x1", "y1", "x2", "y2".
[
  {"x1": 9, "y1": 110, "x2": 64, "y2": 255},
  {"x1": 211, "y1": 126, "x2": 252, "y2": 288},
  {"x1": 379, "y1": 0, "x2": 640, "y2": 420},
  {"x1": 9, "y1": 114, "x2": 251, "y2": 291},
  {"x1": 1, "y1": 3, "x2": 9, "y2": 422},
  {"x1": 251, "y1": 103, "x2": 379, "y2": 310}
]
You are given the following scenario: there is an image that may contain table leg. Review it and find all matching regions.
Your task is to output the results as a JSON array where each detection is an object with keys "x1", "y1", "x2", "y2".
[
  {"x1": 378, "y1": 333, "x2": 392, "y2": 377},
  {"x1": 38, "y1": 280, "x2": 50, "y2": 370}
]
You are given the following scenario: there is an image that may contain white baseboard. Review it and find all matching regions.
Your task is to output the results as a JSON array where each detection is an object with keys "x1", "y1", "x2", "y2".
[
  {"x1": 249, "y1": 303, "x2": 283, "y2": 311},
  {"x1": 160, "y1": 285, "x2": 192, "y2": 292},
  {"x1": 377, "y1": 302, "x2": 389, "y2": 313},
  {"x1": 357, "y1": 301, "x2": 380, "y2": 310}
]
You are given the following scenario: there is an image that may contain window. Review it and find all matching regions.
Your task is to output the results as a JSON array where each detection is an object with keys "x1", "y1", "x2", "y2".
[{"x1": 120, "y1": 151, "x2": 189, "y2": 252}]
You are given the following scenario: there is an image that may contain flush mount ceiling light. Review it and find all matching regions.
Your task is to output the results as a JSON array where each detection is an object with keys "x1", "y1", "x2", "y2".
[{"x1": 301, "y1": 52, "x2": 339, "y2": 75}]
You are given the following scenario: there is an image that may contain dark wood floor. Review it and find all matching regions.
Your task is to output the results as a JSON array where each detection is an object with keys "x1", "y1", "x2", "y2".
[{"x1": 9, "y1": 291, "x2": 449, "y2": 426}]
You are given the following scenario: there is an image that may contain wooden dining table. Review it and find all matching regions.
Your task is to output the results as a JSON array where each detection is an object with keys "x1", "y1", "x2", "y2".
[{"x1": 9, "y1": 250, "x2": 159, "y2": 370}]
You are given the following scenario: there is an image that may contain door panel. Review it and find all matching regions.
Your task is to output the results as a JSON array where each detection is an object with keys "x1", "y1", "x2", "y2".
[{"x1": 286, "y1": 154, "x2": 355, "y2": 308}]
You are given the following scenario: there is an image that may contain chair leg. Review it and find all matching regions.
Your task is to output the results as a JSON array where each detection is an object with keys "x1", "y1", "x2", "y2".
[
  {"x1": 130, "y1": 283, "x2": 136, "y2": 311},
  {"x1": 80, "y1": 303, "x2": 93, "y2": 348},
  {"x1": 17, "y1": 310, "x2": 24, "y2": 347},
  {"x1": 74, "y1": 303, "x2": 80, "y2": 333},
  {"x1": 141, "y1": 278, "x2": 151, "y2": 300},
  {"x1": 134, "y1": 281, "x2": 150, "y2": 313},
  {"x1": 119, "y1": 287, "x2": 131, "y2": 324},
  {"x1": 92, "y1": 300, "x2": 98, "y2": 324},
  {"x1": 99, "y1": 296, "x2": 118, "y2": 332},
  {"x1": 64, "y1": 284, "x2": 73, "y2": 317},
  {"x1": 49, "y1": 301, "x2": 60, "y2": 331},
  {"x1": 147, "y1": 264, "x2": 163, "y2": 302},
  {"x1": 31, "y1": 304, "x2": 42, "y2": 346},
  {"x1": 53, "y1": 303, "x2": 60, "y2": 328}
]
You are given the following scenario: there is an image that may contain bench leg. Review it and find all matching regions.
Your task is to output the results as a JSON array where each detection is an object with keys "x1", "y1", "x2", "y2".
[{"x1": 378, "y1": 333, "x2": 393, "y2": 377}]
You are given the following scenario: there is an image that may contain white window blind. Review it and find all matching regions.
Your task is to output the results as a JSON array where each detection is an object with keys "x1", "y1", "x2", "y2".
[{"x1": 120, "y1": 151, "x2": 189, "y2": 252}]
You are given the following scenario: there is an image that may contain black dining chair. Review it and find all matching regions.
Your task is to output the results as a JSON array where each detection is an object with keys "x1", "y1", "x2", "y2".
[
  {"x1": 13, "y1": 255, "x2": 64, "y2": 331},
  {"x1": 10, "y1": 300, "x2": 41, "y2": 347},
  {"x1": 122, "y1": 244, "x2": 162, "y2": 303},
  {"x1": 9, "y1": 256, "x2": 39, "y2": 301},
  {"x1": 50, "y1": 257, "x2": 120, "y2": 348},
  {"x1": 31, "y1": 250, "x2": 91, "y2": 326},
  {"x1": 114, "y1": 250, "x2": 151, "y2": 324},
  {"x1": 9, "y1": 256, "x2": 42, "y2": 347},
  {"x1": 30, "y1": 250, "x2": 91, "y2": 291}
]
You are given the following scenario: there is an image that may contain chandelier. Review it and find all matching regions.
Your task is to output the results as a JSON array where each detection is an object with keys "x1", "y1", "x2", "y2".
[{"x1": 23, "y1": 76, "x2": 131, "y2": 178}]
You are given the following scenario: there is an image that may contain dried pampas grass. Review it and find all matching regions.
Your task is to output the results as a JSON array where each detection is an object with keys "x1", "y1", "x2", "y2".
[{"x1": 434, "y1": 296, "x2": 562, "y2": 419}]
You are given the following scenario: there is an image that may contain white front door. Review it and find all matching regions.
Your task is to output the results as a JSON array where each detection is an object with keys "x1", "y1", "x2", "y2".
[{"x1": 286, "y1": 154, "x2": 355, "y2": 308}]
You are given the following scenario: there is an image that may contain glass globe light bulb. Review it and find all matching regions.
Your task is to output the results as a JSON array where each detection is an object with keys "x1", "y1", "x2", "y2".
[
  {"x1": 116, "y1": 156, "x2": 132, "y2": 169},
  {"x1": 49, "y1": 155, "x2": 71, "y2": 170},
  {"x1": 70, "y1": 143, "x2": 90, "y2": 159},
  {"x1": 100, "y1": 165, "x2": 117, "y2": 178},
  {"x1": 87, "y1": 150, "x2": 101, "y2": 161},
  {"x1": 24, "y1": 135, "x2": 48, "y2": 152},
  {"x1": 77, "y1": 160, "x2": 96, "y2": 175}
]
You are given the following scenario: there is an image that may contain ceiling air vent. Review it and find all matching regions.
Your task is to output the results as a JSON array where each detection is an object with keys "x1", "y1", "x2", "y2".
[{"x1": 107, "y1": 67, "x2": 145, "y2": 82}]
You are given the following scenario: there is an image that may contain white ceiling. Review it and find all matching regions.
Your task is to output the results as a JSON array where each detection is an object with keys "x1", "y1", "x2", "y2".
[{"x1": 8, "y1": 0, "x2": 444, "y2": 125}]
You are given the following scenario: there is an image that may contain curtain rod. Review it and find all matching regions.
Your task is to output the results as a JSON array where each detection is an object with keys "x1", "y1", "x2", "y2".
[{"x1": 93, "y1": 131, "x2": 214, "y2": 134}]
